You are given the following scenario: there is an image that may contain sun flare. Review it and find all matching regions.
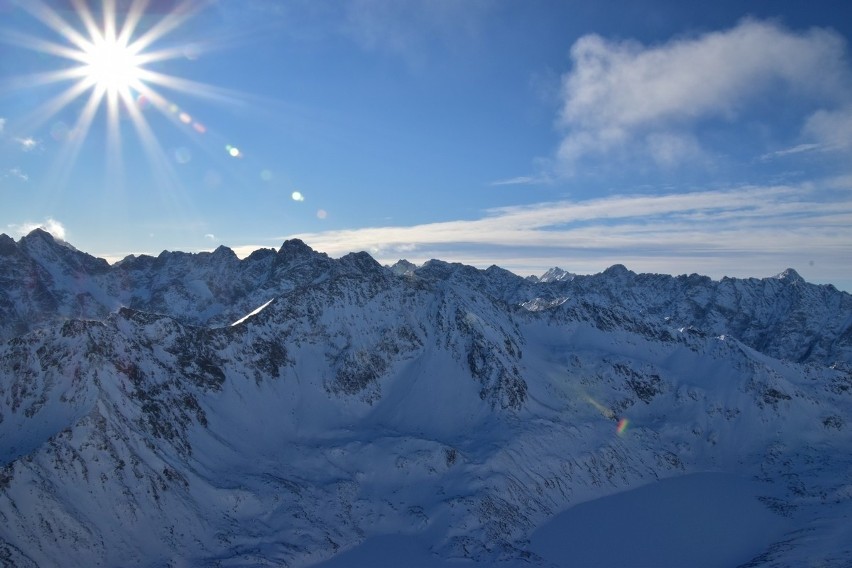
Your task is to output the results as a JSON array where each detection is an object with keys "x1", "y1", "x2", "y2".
[
  {"x1": 0, "y1": 0, "x2": 222, "y2": 186},
  {"x1": 80, "y1": 36, "x2": 143, "y2": 95}
]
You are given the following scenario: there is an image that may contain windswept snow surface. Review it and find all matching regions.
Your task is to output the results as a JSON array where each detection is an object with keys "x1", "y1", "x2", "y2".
[
  {"x1": 530, "y1": 472, "x2": 792, "y2": 568},
  {"x1": 313, "y1": 534, "x2": 474, "y2": 568},
  {"x1": 312, "y1": 473, "x2": 793, "y2": 568}
]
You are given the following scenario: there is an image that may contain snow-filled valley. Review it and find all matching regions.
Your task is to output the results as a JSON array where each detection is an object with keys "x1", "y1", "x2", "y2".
[
  {"x1": 318, "y1": 473, "x2": 794, "y2": 568},
  {"x1": 1, "y1": 229, "x2": 851, "y2": 566}
]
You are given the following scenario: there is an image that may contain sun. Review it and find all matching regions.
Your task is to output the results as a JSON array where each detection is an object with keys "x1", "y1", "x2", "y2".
[
  {"x1": 1, "y1": 0, "x2": 220, "y2": 185},
  {"x1": 79, "y1": 35, "x2": 144, "y2": 96}
]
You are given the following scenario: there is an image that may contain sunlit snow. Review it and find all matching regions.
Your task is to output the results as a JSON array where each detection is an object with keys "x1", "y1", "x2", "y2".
[{"x1": 230, "y1": 298, "x2": 274, "y2": 326}]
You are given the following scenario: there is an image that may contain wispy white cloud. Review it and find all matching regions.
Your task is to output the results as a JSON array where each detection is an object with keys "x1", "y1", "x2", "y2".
[
  {"x1": 278, "y1": 181, "x2": 852, "y2": 285},
  {"x1": 9, "y1": 218, "x2": 67, "y2": 241},
  {"x1": 489, "y1": 175, "x2": 551, "y2": 187},
  {"x1": 6, "y1": 167, "x2": 29, "y2": 181},
  {"x1": 759, "y1": 143, "x2": 823, "y2": 161},
  {"x1": 204, "y1": 233, "x2": 216, "y2": 240},
  {"x1": 14, "y1": 136, "x2": 39, "y2": 152},
  {"x1": 556, "y1": 19, "x2": 851, "y2": 173},
  {"x1": 0, "y1": 117, "x2": 5, "y2": 134}
]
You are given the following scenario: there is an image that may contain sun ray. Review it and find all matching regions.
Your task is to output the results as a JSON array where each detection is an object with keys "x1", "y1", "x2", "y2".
[
  {"x1": 106, "y1": 87, "x2": 123, "y2": 170},
  {"x1": 41, "y1": 87, "x2": 106, "y2": 201},
  {"x1": 134, "y1": 45, "x2": 201, "y2": 66},
  {"x1": 135, "y1": 69, "x2": 247, "y2": 105},
  {"x1": 122, "y1": 86, "x2": 203, "y2": 229},
  {"x1": 15, "y1": 80, "x2": 94, "y2": 135},
  {"x1": 116, "y1": 0, "x2": 150, "y2": 47},
  {"x1": 0, "y1": 32, "x2": 73, "y2": 62},
  {"x1": 103, "y1": 0, "x2": 117, "y2": 43},
  {"x1": 71, "y1": 0, "x2": 105, "y2": 46},
  {"x1": 68, "y1": 88, "x2": 107, "y2": 163},
  {"x1": 19, "y1": 0, "x2": 94, "y2": 53},
  {"x1": 0, "y1": 69, "x2": 88, "y2": 94},
  {"x1": 127, "y1": 0, "x2": 202, "y2": 54}
]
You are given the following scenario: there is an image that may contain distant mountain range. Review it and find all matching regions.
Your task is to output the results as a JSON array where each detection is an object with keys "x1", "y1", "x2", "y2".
[{"x1": 1, "y1": 229, "x2": 850, "y2": 566}]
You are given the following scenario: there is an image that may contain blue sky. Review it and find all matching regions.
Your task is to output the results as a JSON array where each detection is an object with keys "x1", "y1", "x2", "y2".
[{"x1": 1, "y1": 0, "x2": 851, "y2": 290}]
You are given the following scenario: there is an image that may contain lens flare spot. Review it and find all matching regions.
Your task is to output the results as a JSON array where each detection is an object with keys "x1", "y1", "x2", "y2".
[
  {"x1": 316, "y1": 209, "x2": 328, "y2": 219},
  {"x1": 260, "y1": 169, "x2": 273, "y2": 181},
  {"x1": 182, "y1": 43, "x2": 201, "y2": 60},
  {"x1": 168, "y1": 103, "x2": 180, "y2": 114},
  {"x1": 291, "y1": 191, "x2": 305, "y2": 202},
  {"x1": 584, "y1": 395, "x2": 615, "y2": 420},
  {"x1": 617, "y1": 418, "x2": 629, "y2": 436},
  {"x1": 173, "y1": 147, "x2": 191, "y2": 164},
  {"x1": 226, "y1": 145, "x2": 241, "y2": 158},
  {"x1": 179, "y1": 112, "x2": 192, "y2": 124},
  {"x1": 192, "y1": 122, "x2": 206, "y2": 134}
]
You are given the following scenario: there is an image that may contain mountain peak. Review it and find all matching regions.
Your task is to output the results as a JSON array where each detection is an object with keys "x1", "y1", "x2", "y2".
[
  {"x1": 18, "y1": 227, "x2": 107, "y2": 271},
  {"x1": 246, "y1": 247, "x2": 276, "y2": 262},
  {"x1": 537, "y1": 267, "x2": 576, "y2": 283},
  {"x1": 775, "y1": 268, "x2": 804, "y2": 283},
  {"x1": 20, "y1": 227, "x2": 68, "y2": 249},
  {"x1": 602, "y1": 264, "x2": 633, "y2": 277},
  {"x1": 24, "y1": 227, "x2": 53, "y2": 240},
  {"x1": 389, "y1": 259, "x2": 417, "y2": 276},
  {"x1": 339, "y1": 250, "x2": 385, "y2": 275},
  {"x1": 0, "y1": 233, "x2": 16, "y2": 256},
  {"x1": 416, "y1": 259, "x2": 480, "y2": 282},
  {"x1": 277, "y1": 239, "x2": 315, "y2": 258},
  {"x1": 210, "y1": 245, "x2": 237, "y2": 260}
]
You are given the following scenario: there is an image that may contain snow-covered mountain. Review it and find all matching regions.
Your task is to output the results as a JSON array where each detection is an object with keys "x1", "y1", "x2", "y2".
[
  {"x1": 1, "y1": 229, "x2": 851, "y2": 567},
  {"x1": 526, "y1": 266, "x2": 576, "y2": 283}
]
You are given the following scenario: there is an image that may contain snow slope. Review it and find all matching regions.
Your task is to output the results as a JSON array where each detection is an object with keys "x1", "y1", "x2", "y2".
[{"x1": 0, "y1": 231, "x2": 851, "y2": 566}]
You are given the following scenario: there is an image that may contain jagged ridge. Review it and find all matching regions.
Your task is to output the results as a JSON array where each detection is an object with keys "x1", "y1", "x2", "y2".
[{"x1": 0, "y1": 231, "x2": 851, "y2": 566}]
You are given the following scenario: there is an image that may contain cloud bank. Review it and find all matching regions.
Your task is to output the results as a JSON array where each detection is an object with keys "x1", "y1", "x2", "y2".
[
  {"x1": 556, "y1": 19, "x2": 852, "y2": 172},
  {"x1": 285, "y1": 181, "x2": 851, "y2": 286}
]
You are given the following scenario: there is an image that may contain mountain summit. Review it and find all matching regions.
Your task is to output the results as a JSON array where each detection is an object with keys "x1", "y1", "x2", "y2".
[{"x1": 1, "y1": 233, "x2": 851, "y2": 566}]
